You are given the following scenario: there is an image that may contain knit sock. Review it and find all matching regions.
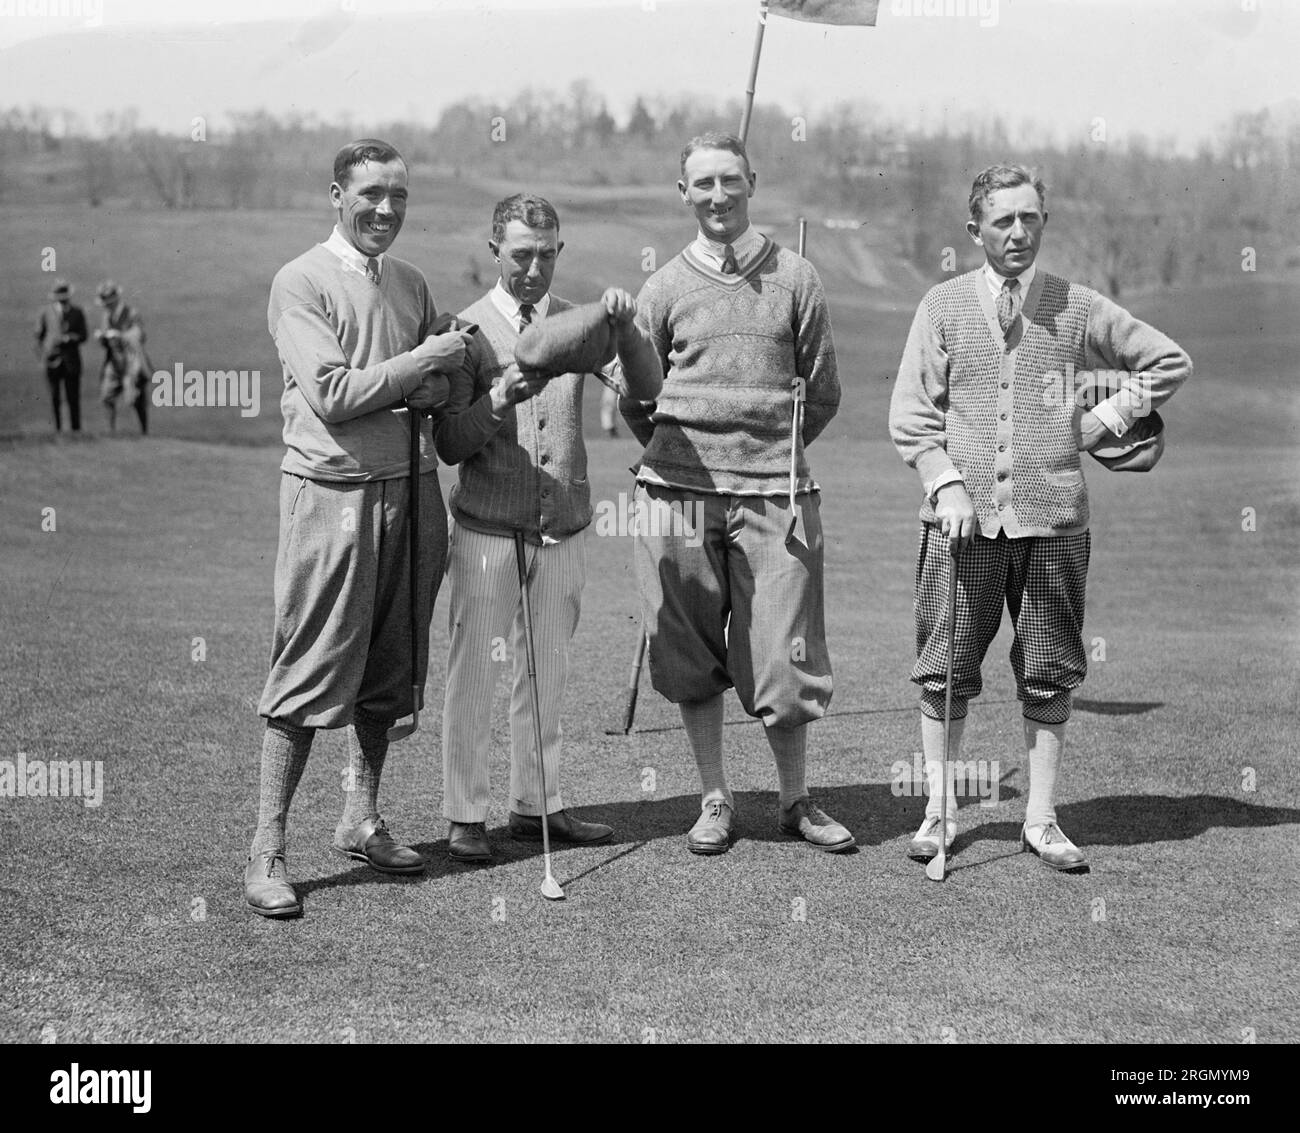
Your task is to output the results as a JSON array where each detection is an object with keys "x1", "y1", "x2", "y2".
[
  {"x1": 921, "y1": 712, "x2": 967, "y2": 822},
  {"x1": 250, "y1": 719, "x2": 314, "y2": 858},
  {"x1": 766, "y1": 724, "x2": 808, "y2": 809},
  {"x1": 680, "y1": 696, "x2": 730, "y2": 807},
  {"x1": 1024, "y1": 719, "x2": 1066, "y2": 829},
  {"x1": 339, "y1": 708, "x2": 390, "y2": 831}
]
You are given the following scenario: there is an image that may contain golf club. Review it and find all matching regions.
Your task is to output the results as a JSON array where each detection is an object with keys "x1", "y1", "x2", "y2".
[
  {"x1": 514, "y1": 529, "x2": 565, "y2": 901},
  {"x1": 386, "y1": 406, "x2": 422, "y2": 742},
  {"x1": 785, "y1": 216, "x2": 809, "y2": 547},
  {"x1": 927, "y1": 540, "x2": 961, "y2": 882},
  {"x1": 607, "y1": 625, "x2": 648, "y2": 736}
]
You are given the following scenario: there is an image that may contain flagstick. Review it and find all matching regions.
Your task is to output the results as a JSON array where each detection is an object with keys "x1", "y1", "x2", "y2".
[
  {"x1": 797, "y1": 216, "x2": 807, "y2": 257},
  {"x1": 738, "y1": 0, "x2": 770, "y2": 144}
]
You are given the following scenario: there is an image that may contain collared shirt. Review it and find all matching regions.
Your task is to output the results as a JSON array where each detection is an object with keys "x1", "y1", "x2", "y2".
[
  {"x1": 692, "y1": 223, "x2": 765, "y2": 273},
  {"x1": 322, "y1": 225, "x2": 384, "y2": 282},
  {"x1": 488, "y1": 280, "x2": 551, "y2": 328}
]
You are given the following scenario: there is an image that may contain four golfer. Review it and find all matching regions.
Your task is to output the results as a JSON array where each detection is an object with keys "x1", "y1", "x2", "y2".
[
  {"x1": 245, "y1": 139, "x2": 474, "y2": 918},
  {"x1": 246, "y1": 139, "x2": 1190, "y2": 914},
  {"x1": 889, "y1": 163, "x2": 1191, "y2": 871},
  {"x1": 434, "y1": 193, "x2": 661, "y2": 864}
]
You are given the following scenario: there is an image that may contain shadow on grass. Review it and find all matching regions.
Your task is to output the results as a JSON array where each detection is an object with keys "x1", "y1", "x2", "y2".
[
  {"x1": 960, "y1": 794, "x2": 1300, "y2": 849},
  {"x1": 1073, "y1": 698, "x2": 1164, "y2": 716}
]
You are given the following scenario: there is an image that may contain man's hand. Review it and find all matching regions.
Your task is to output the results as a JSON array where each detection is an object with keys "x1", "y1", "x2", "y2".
[
  {"x1": 935, "y1": 481, "x2": 976, "y2": 550},
  {"x1": 601, "y1": 287, "x2": 637, "y2": 328},
  {"x1": 1076, "y1": 408, "x2": 1123, "y2": 453},
  {"x1": 412, "y1": 328, "x2": 474, "y2": 376},
  {"x1": 407, "y1": 373, "x2": 450, "y2": 413},
  {"x1": 489, "y1": 363, "x2": 549, "y2": 416}
]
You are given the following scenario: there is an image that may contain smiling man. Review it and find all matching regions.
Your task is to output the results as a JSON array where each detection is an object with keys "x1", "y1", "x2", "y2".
[
  {"x1": 889, "y1": 163, "x2": 1192, "y2": 872},
  {"x1": 244, "y1": 138, "x2": 474, "y2": 918},
  {"x1": 619, "y1": 132, "x2": 850, "y2": 856},
  {"x1": 433, "y1": 193, "x2": 661, "y2": 863}
]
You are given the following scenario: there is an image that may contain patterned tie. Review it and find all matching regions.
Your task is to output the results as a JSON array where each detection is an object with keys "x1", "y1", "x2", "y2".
[
  {"x1": 365, "y1": 257, "x2": 380, "y2": 285},
  {"x1": 518, "y1": 303, "x2": 534, "y2": 332},
  {"x1": 996, "y1": 277, "x2": 1021, "y2": 336},
  {"x1": 721, "y1": 244, "x2": 739, "y2": 275}
]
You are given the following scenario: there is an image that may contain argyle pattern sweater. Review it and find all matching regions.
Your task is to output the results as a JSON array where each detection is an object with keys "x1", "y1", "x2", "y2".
[
  {"x1": 620, "y1": 238, "x2": 840, "y2": 495},
  {"x1": 889, "y1": 268, "x2": 1192, "y2": 537}
]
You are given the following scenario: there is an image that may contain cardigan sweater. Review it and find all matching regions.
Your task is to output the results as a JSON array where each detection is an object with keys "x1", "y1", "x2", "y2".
[
  {"x1": 889, "y1": 268, "x2": 1192, "y2": 537},
  {"x1": 269, "y1": 242, "x2": 438, "y2": 482},
  {"x1": 435, "y1": 291, "x2": 604, "y2": 545},
  {"x1": 621, "y1": 238, "x2": 840, "y2": 496}
]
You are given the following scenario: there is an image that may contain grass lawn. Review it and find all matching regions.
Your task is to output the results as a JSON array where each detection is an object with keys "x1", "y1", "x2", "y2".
[{"x1": 1, "y1": 197, "x2": 1297, "y2": 1043}]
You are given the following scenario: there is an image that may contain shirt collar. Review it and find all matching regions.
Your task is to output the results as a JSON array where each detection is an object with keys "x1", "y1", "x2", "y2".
[
  {"x1": 983, "y1": 261, "x2": 1036, "y2": 296},
  {"x1": 693, "y1": 224, "x2": 764, "y2": 271},
  {"x1": 490, "y1": 280, "x2": 551, "y2": 324},
  {"x1": 323, "y1": 225, "x2": 384, "y2": 277}
]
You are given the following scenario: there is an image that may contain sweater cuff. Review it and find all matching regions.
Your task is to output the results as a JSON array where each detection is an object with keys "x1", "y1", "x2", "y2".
[
  {"x1": 390, "y1": 351, "x2": 424, "y2": 399},
  {"x1": 914, "y1": 446, "x2": 957, "y2": 493}
]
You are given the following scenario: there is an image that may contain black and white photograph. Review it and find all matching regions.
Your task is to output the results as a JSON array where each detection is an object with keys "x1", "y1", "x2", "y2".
[{"x1": 1, "y1": 0, "x2": 1295, "y2": 1084}]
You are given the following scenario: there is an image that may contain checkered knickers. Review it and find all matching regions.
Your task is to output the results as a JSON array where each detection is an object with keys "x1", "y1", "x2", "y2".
[{"x1": 911, "y1": 524, "x2": 1091, "y2": 724}]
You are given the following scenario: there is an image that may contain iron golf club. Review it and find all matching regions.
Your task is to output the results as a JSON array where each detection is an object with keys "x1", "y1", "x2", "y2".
[
  {"x1": 927, "y1": 540, "x2": 961, "y2": 882},
  {"x1": 514, "y1": 529, "x2": 565, "y2": 901},
  {"x1": 387, "y1": 407, "x2": 422, "y2": 742},
  {"x1": 607, "y1": 626, "x2": 647, "y2": 736}
]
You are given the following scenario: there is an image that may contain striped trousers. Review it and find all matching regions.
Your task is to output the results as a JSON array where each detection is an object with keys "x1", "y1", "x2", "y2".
[{"x1": 441, "y1": 522, "x2": 586, "y2": 822}]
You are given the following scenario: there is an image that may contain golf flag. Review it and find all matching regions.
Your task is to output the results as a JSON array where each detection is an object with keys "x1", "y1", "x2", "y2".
[{"x1": 768, "y1": 0, "x2": 879, "y2": 25}]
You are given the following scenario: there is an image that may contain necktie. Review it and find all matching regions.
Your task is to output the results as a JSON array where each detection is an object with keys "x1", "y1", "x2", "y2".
[
  {"x1": 518, "y1": 303, "x2": 534, "y2": 332},
  {"x1": 996, "y1": 277, "x2": 1020, "y2": 336},
  {"x1": 365, "y1": 257, "x2": 380, "y2": 285},
  {"x1": 721, "y1": 244, "x2": 739, "y2": 275}
]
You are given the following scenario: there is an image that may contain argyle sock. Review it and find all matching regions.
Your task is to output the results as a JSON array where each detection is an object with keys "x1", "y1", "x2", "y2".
[
  {"x1": 1024, "y1": 719, "x2": 1066, "y2": 829},
  {"x1": 680, "y1": 695, "x2": 730, "y2": 808},
  {"x1": 766, "y1": 724, "x2": 808, "y2": 809},
  {"x1": 921, "y1": 712, "x2": 967, "y2": 822},
  {"x1": 339, "y1": 707, "x2": 390, "y2": 831},
  {"x1": 250, "y1": 719, "x2": 314, "y2": 858}
]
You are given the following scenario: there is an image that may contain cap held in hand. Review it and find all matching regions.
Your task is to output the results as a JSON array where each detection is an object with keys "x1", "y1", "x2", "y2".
[
  {"x1": 1090, "y1": 410, "x2": 1165, "y2": 472},
  {"x1": 514, "y1": 301, "x2": 614, "y2": 376}
]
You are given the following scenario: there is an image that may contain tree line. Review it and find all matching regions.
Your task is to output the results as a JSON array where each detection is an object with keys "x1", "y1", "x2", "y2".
[{"x1": 3, "y1": 84, "x2": 1297, "y2": 294}]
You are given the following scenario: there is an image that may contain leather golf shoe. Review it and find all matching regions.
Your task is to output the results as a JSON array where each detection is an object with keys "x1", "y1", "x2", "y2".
[
  {"x1": 1021, "y1": 821, "x2": 1088, "y2": 871},
  {"x1": 779, "y1": 797, "x2": 855, "y2": 852},
  {"x1": 508, "y1": 809, "x2": 613, "y2": 844},
  {"x1": 333, "y1": 816, "x2": 425, "y2": 874},
  {"x1": 448, "y1": 821, "x2": 492, "y2": 863},
  {"x1": 687, "y1": 798, "x2": 734, "y2": 855},
  {"x1": 245, "y1": 850, "x2": 302, "y2": 919},
  {"x1": 907, "y1": 815, "x2": 957, "y2": 861}
]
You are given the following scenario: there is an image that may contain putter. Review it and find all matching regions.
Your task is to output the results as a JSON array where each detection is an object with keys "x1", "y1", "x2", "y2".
[
  {"x1": 608, "y1": 626, "x2": 647, "y2": 736},
  {"x1": 514, "y1": 530, "x2": 565, "y2": 901},
  {"x1": 926, "y1": 540, "x2": 961, "y2": 882},
  {"x1": 387, "y1": 407, "x2": 422, "y2": 742}
]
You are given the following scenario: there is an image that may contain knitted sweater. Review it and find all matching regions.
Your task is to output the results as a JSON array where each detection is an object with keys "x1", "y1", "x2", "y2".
[
  {"x1": 435, "y1": 292, "x2": 598, "y2": 545},
  {"x1": 621, "y1": 238, "x2": 840, "y2": 495},
  {"x1": 889, "y1": 268, "x2": 1192, "y2": 537},
  {"x1": 268, "y1": 243, "x2": 438, "y2": 482}
]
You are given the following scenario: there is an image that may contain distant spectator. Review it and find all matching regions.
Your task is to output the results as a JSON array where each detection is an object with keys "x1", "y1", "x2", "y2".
[
  {"x1": 34, "y1": 280, "x2": 88, "y2": 434},
  {"x1": 95, "y1": 280, "x2": 153, "y2": 436}
]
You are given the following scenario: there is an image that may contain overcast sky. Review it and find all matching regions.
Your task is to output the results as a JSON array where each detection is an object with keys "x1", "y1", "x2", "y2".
[{"x1": 0, "y1": 0, "x2": 1294, "y2": 150}]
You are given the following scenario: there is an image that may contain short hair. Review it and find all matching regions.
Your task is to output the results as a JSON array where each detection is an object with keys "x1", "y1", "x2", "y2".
[
  {"x1": 968, "y1": 163, "x2": 1047, "y2": 222},
  {"x1": 491, "y1": 193, "x2": 560, "y2": 245},
  {"x1": 680, "y1": 131, "x2": 751, "y2": 179},
  {"x1": 333, "y1": 138, "x2": 406, "y2": 187}
]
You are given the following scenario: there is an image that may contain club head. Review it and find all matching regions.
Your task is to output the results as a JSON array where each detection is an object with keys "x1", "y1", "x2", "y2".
[
  {"x1": 925, "y1": 851, "x2": 947, "y2": 882},
  {"x1": 386, "y1": 709, "x2": 419, "y2": 743},
  {"x1": 540, "y1": 876, "x2": 565, "y2": 901}
]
